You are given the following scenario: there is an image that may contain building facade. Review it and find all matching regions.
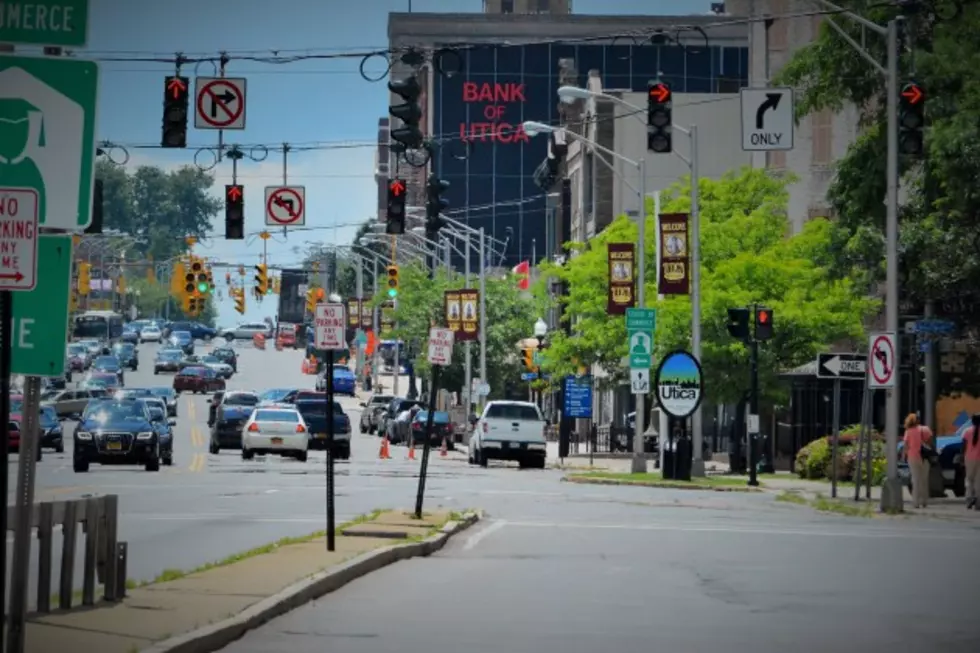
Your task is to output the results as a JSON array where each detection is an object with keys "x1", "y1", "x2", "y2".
[{"x1": 389, "y1": 12, "x2": 749, "y2": 269}]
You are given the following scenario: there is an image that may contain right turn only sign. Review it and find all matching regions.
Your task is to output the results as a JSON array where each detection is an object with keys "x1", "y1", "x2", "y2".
[{"x1": 868, "y1": 332, "x2": 896, "y2": 389}]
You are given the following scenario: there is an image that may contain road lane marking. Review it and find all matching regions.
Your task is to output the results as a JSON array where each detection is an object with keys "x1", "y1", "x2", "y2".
[
  {"x1": 188, "y1": 452, "x2": 205, "y2": 473},
  {"x1": 462, "y1": 519, "x2": 507, "y2": 551}
]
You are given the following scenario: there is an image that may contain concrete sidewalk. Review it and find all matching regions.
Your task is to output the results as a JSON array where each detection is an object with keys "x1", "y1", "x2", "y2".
[{"x1": 22, "y1": 510, "x2": 472, "y2": 653}]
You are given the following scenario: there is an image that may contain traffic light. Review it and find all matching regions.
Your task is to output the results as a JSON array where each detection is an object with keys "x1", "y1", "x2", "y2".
[
  {"x1": 254, "y1": 263, "x2": 268, "y2": 296},
  {"x1": 387, "y1": 178, "x2": 406, "y2": 235},
  {"x1": 646, "y1": 81, "x2": 672, "y2": 153},
  {"x1": 755, "y1": 307, "x2": 774, "y2": 341},
  {"x1": 726, "y1": 307, "x2": 750, "y2": 341},
  {"x1": 77, "y1": 262, "x2": 91, "y2": 296},
  {"x1": 522, "y1": 348, "x2": 535, "y2": 371},
  {"x1": 272, "y1": 276, "x2": 280, "y2": 294},
  {"x1": 306, "y1": 288, "x2": 317, "y2": 313},
  {"x1": 117, "y1": 275, "x2": 126, "y2": 295},
  {"x1": 425, "y1": 174, "x2": 450, "y2": 237},
  {"x1": 899, "y1": 81, "x2": 925, "y2": 157},
  {"x1": 388, "y1": 75, "x2": 423, "y2": 150},
  {"x1": 190, "y1": 259, "x2": 209, "y2": 294},
  {"x1": 234, "y1": 288, "x2": 246, "y2": 314},
  {"x1": 187, "y1": 295, "x2": 202, "y2": 317},
  {"x1": 225, "y1": 184, "x2": 244, "y2": 239},
  {"x1": 386, "y1": 265, "x2": 399, "y2": 298},
  {"x1": 183, "y1": 260, "x2": 196, "y2": 296},
  {"x1": 161, "y1": 75, "x2": 189, "y2": 149}
]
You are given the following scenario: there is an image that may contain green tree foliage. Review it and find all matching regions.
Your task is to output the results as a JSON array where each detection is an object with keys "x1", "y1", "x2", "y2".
[
  {"x1": 96, "y1": 159, "x2": 221, "y2": 262},
  {"x1": 536, "y1": 168, "x2": 878, "y2": 404},
  {"x1": 775, "y1": 0, "x2": 980, "y2": 326},
  {"x1": 294, "y1": 220, "x2": 390, "y2": 299},
  {"x1": 381, "y1": 261, "x2": 537, "y2": 399}
]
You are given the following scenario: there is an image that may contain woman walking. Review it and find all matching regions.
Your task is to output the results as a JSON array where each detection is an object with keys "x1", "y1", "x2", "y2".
[
  {"x1": 963, "y1": 414, "x2": 980, "y2": 510},
  {"x1": 902, "y1": 413, "x2": 933, "y2": 508}
]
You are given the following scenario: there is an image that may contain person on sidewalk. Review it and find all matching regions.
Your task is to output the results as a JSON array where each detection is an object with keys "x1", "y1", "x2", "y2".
[
  {"x1": 902, "y1": 413, "x2": 933, "y2": 508},
  {"x1": 962, "y1": 413, "x2": 980, "y2": 510}
]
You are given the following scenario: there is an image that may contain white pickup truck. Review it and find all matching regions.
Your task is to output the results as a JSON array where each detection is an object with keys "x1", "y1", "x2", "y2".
[{"x1": 467, "y1": 400, "x2": 548, "y2": 469}]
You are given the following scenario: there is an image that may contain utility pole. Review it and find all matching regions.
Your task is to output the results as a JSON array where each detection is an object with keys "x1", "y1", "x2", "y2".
[
  {"x1": 464, "y1": 231, "x2": 473, "y2": 412},
  {"x1": 748, "y1": 315, "x2": 760, "y2": 488},
  {"x1": 478, "y1": 228, "x2": 487, "y2": 411},
  {"x1": 687, "y1": 124, "x2": 704, "y2": 477},
  {"x1": 630, "y1": 157, "x2": 648, "y2": 474}
]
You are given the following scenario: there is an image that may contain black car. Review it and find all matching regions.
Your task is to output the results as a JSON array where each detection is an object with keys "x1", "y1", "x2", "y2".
[
  {"x1": 210, "y1": 347, "x2": 237, "y2": 372},
  {"x1": 296, "y1": 398, "x2": 351, "y2": 458},
  {"x1": 39, "y1": 405, "x2": 65, "y2": 453},
  {"x1": 112, "y1": 343, "x2": 139, "y2": 370},
  {"x1": 209, "y1": 391, "x2": 259, "y2": 453},
  {"x1": 154, "y1": 349, "x2": 184, "y2": 374},
  {"x1": 165, "y1": 321, "x2": 217, "y2": 341},
  {"x1": 73, "y1": 399, "x2": 163, "y2": 472},
  {"x1": 142, "y1": 398, "x2": 175, "y2": 466},
  {"x1": 148, "y1": 387, "x2": 178, "y2": 417},
  {"x1": 169, "y1": 331, "x2": 195, "y2": 355},
  {"x1": 91, "y1": 355, "x2": 125, "y2": 385}
]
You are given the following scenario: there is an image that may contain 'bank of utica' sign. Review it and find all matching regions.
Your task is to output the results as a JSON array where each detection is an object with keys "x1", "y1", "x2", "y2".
[{"x1": 460, "y1": 81, "x2": 530, "y2": 144}]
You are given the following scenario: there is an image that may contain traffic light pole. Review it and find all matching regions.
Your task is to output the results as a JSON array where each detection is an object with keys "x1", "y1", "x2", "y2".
[{"x1": 748, "y1": 332, "x2": 759, "y2": 488}]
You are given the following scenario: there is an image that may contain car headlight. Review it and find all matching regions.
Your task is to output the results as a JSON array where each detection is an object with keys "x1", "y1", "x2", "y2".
[
  {"x1": 136, "y1": 431, "x2": 155, "y2": 440},
  {"x1": 76, "y1": 431, "x2": 92, "y2": 440}
]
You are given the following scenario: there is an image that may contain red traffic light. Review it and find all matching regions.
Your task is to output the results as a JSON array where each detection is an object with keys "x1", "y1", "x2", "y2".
[
  {"x1": 166, "y1": 76, "x2": 188, "y2": 100},
  {"x1": 758, "y1": 309, "x2": 771, "y2": 324},
  {"x1": 901, "y1": 83, "x2": 923, "y2": 105},
  {"x1": 389, "y1": 179, "x2": 406, "y2": 196},
  {"x1": 648, "y1": 82, "x2": 671, "y2": 104},
  {"x1": 227, "y1": 185, "x2": 243, "y2": 202}
]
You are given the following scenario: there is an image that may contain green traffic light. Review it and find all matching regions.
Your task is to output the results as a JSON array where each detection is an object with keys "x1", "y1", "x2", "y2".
[
  {"x1": 388, "y1": 288, "x2": 397, "y2": 298},
  {"x1": 197, "y1": 282, "x2": 209, "y2": 293}
]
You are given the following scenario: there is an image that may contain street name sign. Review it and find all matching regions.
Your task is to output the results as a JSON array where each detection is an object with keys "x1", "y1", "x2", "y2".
[
  {"x1": 265, "y1": 186, "x2": 306, "y2": 226},
  {"x1": 427, "y1": 327, "x2": 454, "y2": 366},
  {"x1": 740, "y1": 87, "x2": 794, "y2": 151},
  {"x1": 11, "y1": 233, "x2": 71, "y2": 376},
  {"x1": 0, "y1": 53, "x2": 99, "y2": 230},
  {"x1": 0, "y1": 0, "x2": 89, "y2": 47},
  {"x1": 314, "y1": 303, "x2": 345, "y2": 350},
  {"x1": 816, "y1": 353, "x2": 866, "y2": 380},
  {"x1": 194, "y1": 76, "x2": 247, "y2": 130},
  {"x1": 626, "y1": 307, "x2": 656, "y2": 369},
  {"x1": 0, "y1": 187, "x2": 38, "y2": 290},
  {"x1": 868, "y1": 332, "x2": 896, "y2": 389}
]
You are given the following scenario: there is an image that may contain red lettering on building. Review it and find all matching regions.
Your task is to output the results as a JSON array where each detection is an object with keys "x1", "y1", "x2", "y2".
[{"x1": 460, "y1": 81, "x2": 529, "y2": 144}]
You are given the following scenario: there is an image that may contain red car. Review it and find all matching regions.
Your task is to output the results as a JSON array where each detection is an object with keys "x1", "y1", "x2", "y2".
[
  {"x1": 173, "y1": 366, "x2": 225, "y2": 394},
  {"x1": 276, "y1": 324, "x2": 297, "y2": 349},
  {"x1": 7, "y1": 416, "x2": 41, "y2": 461}
]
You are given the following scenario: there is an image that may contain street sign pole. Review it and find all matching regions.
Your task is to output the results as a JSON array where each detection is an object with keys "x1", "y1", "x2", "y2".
[
  {"x1": 0, "y1": 290, "x2": 11, "y2": 653},
  {"x1": 831, "y1": 377, "x2": 841, "y2": 499}
]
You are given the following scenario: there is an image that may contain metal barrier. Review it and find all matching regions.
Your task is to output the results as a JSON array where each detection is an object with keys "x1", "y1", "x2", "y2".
[{"x1": 5, "y1": 494, "x2": 127, "y2": 612}]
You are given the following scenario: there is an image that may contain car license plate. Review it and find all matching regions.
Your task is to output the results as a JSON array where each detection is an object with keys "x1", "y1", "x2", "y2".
[
  {"x1": 271, "y1": 437, "x2": 283, "y2": 445},
  {"x1": 107, "y1": 441, "x2": 122, "y2": 451}
]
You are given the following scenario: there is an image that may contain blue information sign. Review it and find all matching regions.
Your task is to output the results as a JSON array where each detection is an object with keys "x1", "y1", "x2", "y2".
[{"x1": 563, "y1": 375, "x2": 593, "y2": 419}]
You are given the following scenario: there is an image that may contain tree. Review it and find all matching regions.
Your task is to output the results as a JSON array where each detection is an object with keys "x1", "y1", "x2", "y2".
[
  {"x1": 775, "y1": 0, "x2": 980, "y2": 331},
  {"x1": 128, "y1": 277, "x2": 217, "y2": 326},
  {"x1": 96, "y1": 159, "x2": 221, "y2": 262},
  {"x1": 536, "y1": 168, "x2": 878, "y2": 404},
  {"x1": 380, "y1": 260, "x2": 538, "y2": 400}
]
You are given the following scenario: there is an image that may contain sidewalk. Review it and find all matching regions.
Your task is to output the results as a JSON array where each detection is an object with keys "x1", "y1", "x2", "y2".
[
  {"x1": 546, "y1": 442, "x2": 729, "y2": 473},
  {"x1": 22, "y1": 509, "x2": 478, "y2": 653}
]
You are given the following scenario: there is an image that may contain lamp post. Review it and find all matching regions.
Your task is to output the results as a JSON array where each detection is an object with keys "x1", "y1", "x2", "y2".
[
  {"x1": 533, "y1": 317, "x2": 548, "y2": 410},
  {"x1": 523, "y1": 119, "x2": 649, "y2": 475}
]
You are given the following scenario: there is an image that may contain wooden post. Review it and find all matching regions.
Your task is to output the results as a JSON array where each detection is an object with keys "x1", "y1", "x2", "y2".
[{"x1": 58, "y1": 501, "x2": 78, "y2": 610}]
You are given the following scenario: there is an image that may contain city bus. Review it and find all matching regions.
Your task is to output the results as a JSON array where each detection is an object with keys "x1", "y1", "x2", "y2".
[{"x1": 72, "y1": 310, "x2": 125, "y2": 342}]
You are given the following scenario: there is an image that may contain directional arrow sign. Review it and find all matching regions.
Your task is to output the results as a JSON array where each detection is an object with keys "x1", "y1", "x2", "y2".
[{"x1": 816, "y1": 352, "x2": 866, "y2": 380}]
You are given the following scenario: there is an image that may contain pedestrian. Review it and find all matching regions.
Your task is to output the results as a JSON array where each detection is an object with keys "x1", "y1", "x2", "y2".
[
  {"x1": 962, "y1": 413, "x2": 980, "y2": 510},
  {"x1": 902, "y1": 413, "x2": 933, "y2": 508}
]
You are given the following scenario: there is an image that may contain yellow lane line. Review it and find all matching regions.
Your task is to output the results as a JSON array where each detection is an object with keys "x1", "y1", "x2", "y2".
[
  {"x1": 187, "y1": 397, "x2": 197, "y2": 422},
  {"x1": 188, "y1": 452, "x2": 205, "y2": 472}
]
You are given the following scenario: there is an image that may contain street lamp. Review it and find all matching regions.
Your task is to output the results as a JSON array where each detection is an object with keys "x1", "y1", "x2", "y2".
[
  {"x1": 534, "y1": 318, "x2": 548, "y2": 339},
  {"x1": 547, "y1": 86, "x2": 705, "y2": 478},
  {"x1": 522, "y1": 119, "x2": 650, "y2": 475}
]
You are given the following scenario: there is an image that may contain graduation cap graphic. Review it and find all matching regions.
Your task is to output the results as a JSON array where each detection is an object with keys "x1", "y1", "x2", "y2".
[{"x1": 0, "y1": 98, "x2": 47, "y2": 164}]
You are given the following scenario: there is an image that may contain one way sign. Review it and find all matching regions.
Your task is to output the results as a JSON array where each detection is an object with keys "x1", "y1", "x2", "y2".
[{"x1": 816, "y1": 353, "x2": 866, "y2": 380}]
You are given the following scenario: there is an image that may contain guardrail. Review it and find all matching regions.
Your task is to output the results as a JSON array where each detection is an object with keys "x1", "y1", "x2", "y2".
[{"x1": 5, "y1": 494, "x2": 128, "y2": 612}]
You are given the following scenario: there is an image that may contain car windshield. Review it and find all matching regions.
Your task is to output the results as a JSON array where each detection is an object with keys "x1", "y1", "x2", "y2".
[
  {"x1": 113, "y1": 344, "x2": 134, "y2": 353},
  {"x1": 484, "y1": 404, "x2": 541, "y2": 421},
  {"x1": 94, "y1": 356, "x2": 119, "y2": 369},
  {"x1": 180, "y1": 367, "x2": 206, "y2": 377},
  {"x1": 158, "y1": 351, "x2": 182, "y2": 360},
  {"x1": 149, "y1": 388, "x2": 176, "y2": 400},
  {"x1": 142, "y1": 325, "x2": 159, "y2": 331},
  {"x1": 259, "y1": 389, "x2": 292, "y2": 403},
  {"x1": 213, "y1": 349, "x2": 234, "y2": 358},
  {"x1": 415, "y1": 411, "x2": 450, "y2": 424},
  {"x1": 254, "y1": 409, "x2": 300, "y2": 423},
  {"x1": 148, "y1": 408, "x2": 165, "y2": 421},
  {"x1": 201, "y1": 356, "x2": 220, "y2": 364},
  {"x1": 224, "y1": 393, "x2": 258, "y2": 406},
  {"x1": 115, "y1": 389, "x2": 152, "y2": 399},
  {"x1": 370, "y1": 395, "x2": 394, "y2": 405},
  {"x1": 396, "y1": 401, "x2": 419, "y2": 413},
  {"x1": 296, "y1": 400, "x2": 343, "y2": 416},
  {"x1": 68, "y1": 344, "x2": 86, "y2": 355},
  {"x1": 82, "y1": 400, "x2": 147, "y2": 422}
]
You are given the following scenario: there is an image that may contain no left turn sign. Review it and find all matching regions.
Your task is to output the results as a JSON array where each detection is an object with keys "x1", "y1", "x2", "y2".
[
  {"x1": 868, "y1": 332, "x2": 896, "y2": 389},
  {"x1": 264, "y1": 186, "x2": 306, "y2": 226},
  {"x1": 195, "y1": 77, "x2": 247, "y2": 130}
]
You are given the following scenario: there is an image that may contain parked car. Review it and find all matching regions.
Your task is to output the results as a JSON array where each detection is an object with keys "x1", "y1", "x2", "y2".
[
  {"x1": 358, "y1": 394, "x2": 394, "y2": 434},
  {"x1": 410, "y1": 410, "x2": 455, "y2": 448},
  {"x1": 173, "y1": 366, "x2": 225, "y2": 394},
  {"x1": 241, "y1": 406, "x2": 309, "y2": 462},
  {"x1": 7, "y1": 417, "x2": 41, "y2": 461},
  {"x1": 379, "y1": 398, "x2": 419, "y2": 441},
  {"x1": 898, "y1": 433, "x2": 966, "y2": 497},
  {"x1": 72, "y1": 399, "x2": 163, "y2": 472},
  {"x1": 387, "y1": 405, "x2": 421, "y2": 444},
  {"x1": 208, "y1": 391, "x2": 259, "y2": 453}
]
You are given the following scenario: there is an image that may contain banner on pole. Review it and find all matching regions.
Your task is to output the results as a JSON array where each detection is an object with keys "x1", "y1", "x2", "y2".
[
  {"x1": 607, "y1": 242, "x2": 636, "y2": 314},
  {"x1": 658, "y1": 213, "x2": 690, "y2": 295},
  {"x1": 444, "y1": 290, "x2": 462, "y2": 335},
  {"x1": 346, "y1": 298, "x2": 361, "y2": 328},
  {"x1": 458, "y1": 288, "x2": 479, "y2": 341}
]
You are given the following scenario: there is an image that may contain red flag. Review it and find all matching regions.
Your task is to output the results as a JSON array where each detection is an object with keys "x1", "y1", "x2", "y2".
[{"x1": 513, "y1": 260, "x2": 530, "y2": 290}]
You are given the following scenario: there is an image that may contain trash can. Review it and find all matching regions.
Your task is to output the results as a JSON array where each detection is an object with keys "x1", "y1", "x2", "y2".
[
  {"x1": 674, "y1": 437, "x2": 692, "y2": 481},
  {"x1": 662, "y1": 438, "x2": 677, "y2": 479}
]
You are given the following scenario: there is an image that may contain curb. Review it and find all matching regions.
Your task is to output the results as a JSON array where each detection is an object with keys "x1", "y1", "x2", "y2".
[
  {"x1": 143, "y1": 511, "x2": 481, "y2": 653},
  {"x1": 562, "y1": 476, "x2": 763, "y2": 493}
]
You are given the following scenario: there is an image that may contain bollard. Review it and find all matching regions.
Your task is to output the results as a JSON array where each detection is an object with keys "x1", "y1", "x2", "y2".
[{"x1": 115, "y1": 542, "x2": 128, "y2": 599}]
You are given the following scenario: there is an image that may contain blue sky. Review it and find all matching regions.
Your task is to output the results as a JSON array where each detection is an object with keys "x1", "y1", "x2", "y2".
[{"x1": 67, "y1": 0, "x2": 713, "y2": 326}]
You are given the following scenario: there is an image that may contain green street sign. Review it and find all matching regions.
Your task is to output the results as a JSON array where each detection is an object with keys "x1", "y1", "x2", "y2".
[
  {"x1": 0, "y1": 0, "x2": 89, "y2": 47},
  {"x1": 626, "y1": 308, "x2": 656, "y2": 369},
  {"x1": 11, "y1": 234, "x2": 71, "y2": 376},
  {"x1": 0, "y1": 53, "x2": 99, "y2": 230}
]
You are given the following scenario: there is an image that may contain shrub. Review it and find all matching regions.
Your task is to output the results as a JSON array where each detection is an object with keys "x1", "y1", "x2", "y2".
[{"x1": 796, "y1": 438, "x2": 831, "y2": 479}]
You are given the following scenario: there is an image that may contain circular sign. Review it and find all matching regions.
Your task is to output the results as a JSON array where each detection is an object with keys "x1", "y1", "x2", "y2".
[
  {"x1": 870, "y1": 335, "x2": 895, "y2": 385},
  {"x1": 196, "y1": 80, "x2": 244, "y2": 128},
  {"x1": 654, "y1": 350, "x2": 704, "y2": 419},
  {"x1": 266, "y1": 188, "x2": 304, "y2": 225}
]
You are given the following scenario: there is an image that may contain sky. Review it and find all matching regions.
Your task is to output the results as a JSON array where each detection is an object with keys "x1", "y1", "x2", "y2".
[{"x1": 47, "y1": 0, "x2": 714, "y2": 326}]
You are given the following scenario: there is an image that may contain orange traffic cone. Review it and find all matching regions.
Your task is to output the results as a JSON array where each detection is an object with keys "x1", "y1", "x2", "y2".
[
  {"x1": 408, "y1": 442, "x2": 416, "y2": 460},
  {"x1": 439, "y1": 437, "x2": 448, "y2": 457},
  {"x1": 379, "y1": 436, "x2": 391, "y2": 459}
]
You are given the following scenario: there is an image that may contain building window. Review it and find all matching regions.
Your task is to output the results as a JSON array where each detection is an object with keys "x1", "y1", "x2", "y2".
[
  {"x1": 811, "y1": 109, "x2": 833, "y2": 166},
  {"x1": 501, "y1": 0, "x2": 513, "y2": 13},
  {"x1": 768, "y1": 0, "x2": 789, "y2": 51}
]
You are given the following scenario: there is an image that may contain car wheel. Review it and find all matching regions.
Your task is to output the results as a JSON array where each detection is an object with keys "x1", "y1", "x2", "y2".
[
  {"x1": 479, "y1": 449, "x2": 488, "y2": 468},
  {"x1": 209, "y1": 441, "x2": 220, "y2": 455},
  {"x1": 162, "y1": 455, "x2": 173, "y2": 466},
  {"x1": 55, "y1": 442, "x2": 64, "y2": 453},
  {"x1": 73, "y1": 458, "x2": 89, "y2": 473},
  {"x1": 145, "y1": 456, "x2": 160, "y2": 471},
  {"x1": 296, "y1": 451, "x2": 308, "y2": 463},
  {"x1": 953, "y1": 469, "x2": 966, "y2": 498},
  {"x1": 468, "y1": 449, "x2": 475, "y2": 465},
  {"x1": 242, "y1": 448, "x2": 254, "y2": 460}
]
